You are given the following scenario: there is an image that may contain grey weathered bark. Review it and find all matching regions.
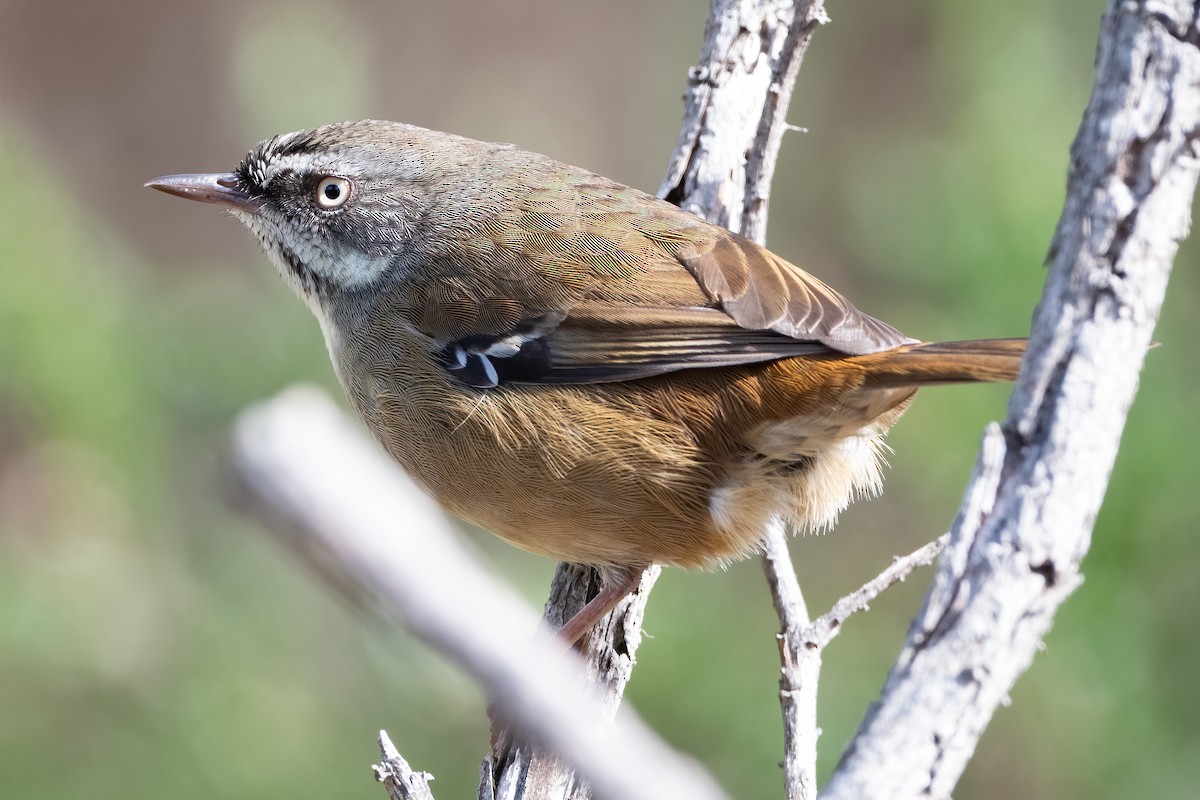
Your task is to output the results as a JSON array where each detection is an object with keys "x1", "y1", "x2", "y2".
[
  {"x1": 822, "y1": 2, "x2": 1200, "y2": 796},
  {"x1": 660, "y1": 0, "x2": 829, "y2": 243},
  {"x1": 761, "y1": 530, "x2": 949, "y2": 800},
  {"x1": 374, "y1": 731, "x2": 437, "y2": 800},
  {"x1": 481, "y1": 565, "x2": 661, "y2": 800}
]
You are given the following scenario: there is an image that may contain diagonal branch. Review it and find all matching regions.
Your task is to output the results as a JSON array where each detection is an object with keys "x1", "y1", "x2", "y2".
[
  {"x1": 823, "y1": 3, "x2": 1200, "y2": 796},
  {"x1": 808, "y1": 534, "x2": 948, "y2": 650},
  {"x1": 231, "y1": 388, "x2": 728, "y2": 800}
]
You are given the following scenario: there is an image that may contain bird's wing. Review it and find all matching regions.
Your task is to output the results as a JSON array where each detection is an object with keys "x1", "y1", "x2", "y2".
[{"x1": 397, "y1": 174, "x2": 913, "y2": 388}]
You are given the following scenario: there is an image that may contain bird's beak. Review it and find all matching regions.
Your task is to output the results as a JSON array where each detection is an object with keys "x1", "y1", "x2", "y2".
[{"x1": 144, "y1": 172, "x2": 262, "y2": 212}]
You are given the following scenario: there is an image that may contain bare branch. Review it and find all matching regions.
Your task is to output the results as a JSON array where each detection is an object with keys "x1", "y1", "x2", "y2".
[
  {"x1": 231, "y1": 388, "x2": 728, "y2": 800},
  {"x1": 661, "y1": 0, "x2": 830, "y2": 241},
  {"x1": 809, "y1": 535, "x2": 949, "y2": 649},
  {"x1": 823, "y1": 3, "x2": 1200, "y2": 796},
  {"x1": 663, "y1": 4, "x2": 845, "y2": 796},
  {"x1": 761, "y1": 521, "x2": 817, "y2": 800},
  {"x1": 374, "y1": 731, "x2": 437, "y2": 800},
  {"x1": 763, "y1": 528, "x2": 949, "y2": 800},
  {"x1": 483, "y1": 564, "x2": 661, "y2": 799}
]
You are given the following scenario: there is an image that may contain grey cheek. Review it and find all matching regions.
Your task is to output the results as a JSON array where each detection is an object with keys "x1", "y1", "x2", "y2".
[{"x1": 322, "y1": 249, "x2": 396, "y2": 288}]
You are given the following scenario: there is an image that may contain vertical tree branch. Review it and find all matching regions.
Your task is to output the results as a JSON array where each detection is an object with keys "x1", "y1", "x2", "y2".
[
  {"x1": 482, "y1": 565, "x2": 661, "y2": 800},
  {"x1": 760, "y1": 521, "x2": 818, "y2": 800},
  {"x1": 661, "y1": 0, "x2": 829, "y2": 241}
]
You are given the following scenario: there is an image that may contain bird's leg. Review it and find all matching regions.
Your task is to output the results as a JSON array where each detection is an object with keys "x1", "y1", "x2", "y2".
[{"x1": 557, "y1": 564, "x2": 646, "y2": 646}]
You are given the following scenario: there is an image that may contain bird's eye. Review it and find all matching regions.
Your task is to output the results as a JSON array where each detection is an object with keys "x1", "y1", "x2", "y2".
[{"x1": 315, "y1": 176, "x2": 351, "y2": 209}]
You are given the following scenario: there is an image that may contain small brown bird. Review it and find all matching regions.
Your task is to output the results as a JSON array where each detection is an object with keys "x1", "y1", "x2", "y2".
[{"x1": 148, "y1": 120, "x2": 1024, "y2": 643}]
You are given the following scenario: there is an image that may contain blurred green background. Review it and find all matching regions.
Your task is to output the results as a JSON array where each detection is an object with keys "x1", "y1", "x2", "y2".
[{"x1": 0, "y1": 1, "x2": 1196, "y2": 798}]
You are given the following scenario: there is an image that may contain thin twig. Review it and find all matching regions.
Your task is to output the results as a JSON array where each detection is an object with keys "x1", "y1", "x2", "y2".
[
  {"x1": 374, "y1": 731, "x2": 437, "y2": 800},
  {"x1": 761, "y1": 521, "x2": 812, "y2": 631},
  {"x1": 808, "y1": 534, "x2": 949, "y2": 649},
  {"x1": 762, "y1": 529, "x2": 948, "y2": 800},
  {"x1": 761, "y1": 521, "x2": 817, "y2": 800}
]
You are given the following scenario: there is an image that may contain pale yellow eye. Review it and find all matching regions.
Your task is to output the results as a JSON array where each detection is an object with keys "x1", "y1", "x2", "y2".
[{"x1": 316, "y1": 176, "x2": 351, "y2": 209}]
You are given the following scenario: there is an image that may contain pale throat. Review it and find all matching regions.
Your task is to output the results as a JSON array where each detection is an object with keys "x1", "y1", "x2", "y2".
[{"x1": 233, "y1": 209, "x2": 395, "y2": 292}]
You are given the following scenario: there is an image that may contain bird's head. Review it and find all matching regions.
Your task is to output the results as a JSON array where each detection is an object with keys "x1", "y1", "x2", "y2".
[{"x1": 146, "y1": 120, "x2": 471, "y2": 304}]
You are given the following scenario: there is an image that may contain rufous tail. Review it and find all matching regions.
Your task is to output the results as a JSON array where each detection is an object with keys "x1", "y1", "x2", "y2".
[{"x1": 856, "y1": 338, "x2": 1027, "y2": 387}]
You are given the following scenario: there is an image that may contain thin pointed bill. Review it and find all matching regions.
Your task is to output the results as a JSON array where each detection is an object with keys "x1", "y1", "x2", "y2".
[{"x1": 144, "y1": 172, "x2": 262, "y2": 212}]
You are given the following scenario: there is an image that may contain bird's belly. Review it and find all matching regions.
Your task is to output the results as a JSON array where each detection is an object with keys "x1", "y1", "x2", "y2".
[
  {"x1": 336, "y1": 345, "x2": 910, "y2": 569},
  {"x1": 358, "y1": 380, "x2": 735, "y2": 567}
]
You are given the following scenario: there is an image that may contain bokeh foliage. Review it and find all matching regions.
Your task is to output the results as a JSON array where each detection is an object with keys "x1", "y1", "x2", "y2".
[{"x1": 0, "y1": 1, "x2": 1196, "y2": 798}]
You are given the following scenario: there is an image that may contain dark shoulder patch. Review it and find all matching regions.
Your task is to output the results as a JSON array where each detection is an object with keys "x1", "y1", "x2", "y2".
[{"x1": 435, "y1": 331, "x2": 554, "y2": 389}]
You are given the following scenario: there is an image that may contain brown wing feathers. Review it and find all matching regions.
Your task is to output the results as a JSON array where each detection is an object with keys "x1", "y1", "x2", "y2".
[
  {"x1": 405, "y1": 172, "x2": 1024, "y2": 388},
  {"x1": 672, "y1": 229, "x2": 916, "y2": 355}
]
